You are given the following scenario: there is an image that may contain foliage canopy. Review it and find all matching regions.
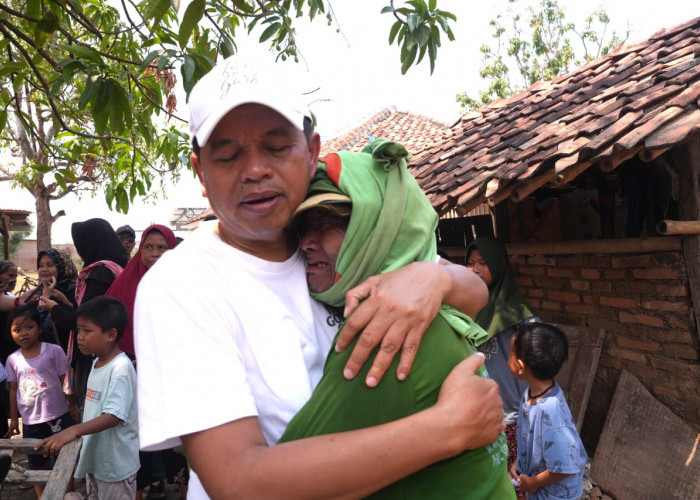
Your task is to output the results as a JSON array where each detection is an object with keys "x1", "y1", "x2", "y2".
[{"x1": 456, "y1": 0, "x2": 627, "y2": 111}]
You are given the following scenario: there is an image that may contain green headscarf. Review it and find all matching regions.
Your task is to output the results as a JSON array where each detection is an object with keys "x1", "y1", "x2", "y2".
[
  {"x1": 305, "y1": 138, "x2": 488, "y2": 345},
  {"x1": 466, "y1": 237, "x2": 536, "y2": 339}
]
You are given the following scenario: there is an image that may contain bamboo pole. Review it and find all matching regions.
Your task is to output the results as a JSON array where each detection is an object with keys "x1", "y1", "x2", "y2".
[{"x1": 656, "y1": 220, "x2": 700, "y2": 235}]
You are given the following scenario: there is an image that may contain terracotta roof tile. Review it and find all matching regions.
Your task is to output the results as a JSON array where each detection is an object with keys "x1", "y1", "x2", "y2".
[
  {"x1": 319, "y1": 107, "x2": 449, "y2": 157},
  {"x1": 411, "y1": 16, "x2": 700, "y2": 215}
]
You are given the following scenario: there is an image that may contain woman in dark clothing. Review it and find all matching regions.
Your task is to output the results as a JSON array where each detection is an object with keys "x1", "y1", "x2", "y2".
[
  {"x1": 35, "y1": 248, "x2": 78, "y2": 349},
  {"x1": 466, "y1": 237, "x2": 540, "y2": 497},
  {"x1": 66, "y1": 218, "x2": 127, "y2": 410}
]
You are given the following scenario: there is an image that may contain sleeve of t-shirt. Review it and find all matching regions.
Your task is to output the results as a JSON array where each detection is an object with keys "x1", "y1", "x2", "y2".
[
  {"x1": 6, "y1": 355, "x2": 17, "y2": 383},
  {"x1": 101, "y1": 362, "x2": 134, "y2": 422},
  {"x1": 540, "y1": 402, "x2": 584, "y2": 474},
  {"x1": 134, "y1": 257, "x2": 258, "y2": 451},
  {"x1": 50, "y1": 344, "x2": 68, "y2": 377}
]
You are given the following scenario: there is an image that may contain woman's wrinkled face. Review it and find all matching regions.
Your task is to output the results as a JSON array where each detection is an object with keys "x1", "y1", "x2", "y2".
[
  {"x1": 299, "y1": 208, "x2": 348, "y2": 293},
  {"x1": 141, "y1": 231, "x2": 170, "y2": 270},
  {"x1": 466, "y1": 248, "x2": 493, "y2": 287},
  {"x1": 38, "y1": 254, "x2": 58, "y2": 282}
]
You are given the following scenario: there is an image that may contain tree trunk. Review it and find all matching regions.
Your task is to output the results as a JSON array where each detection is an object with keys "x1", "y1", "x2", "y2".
[{"x1": 34, "y1": 187, "x2": 53, "y2": 251}]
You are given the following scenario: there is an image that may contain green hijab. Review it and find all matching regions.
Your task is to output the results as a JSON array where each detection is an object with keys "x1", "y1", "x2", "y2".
[
  {"x1": 305, "y1": 138, "x2": 488, "y2": 345},
  {"x1": 466, "y1": 237, "x2": 536, "y2": 339}
]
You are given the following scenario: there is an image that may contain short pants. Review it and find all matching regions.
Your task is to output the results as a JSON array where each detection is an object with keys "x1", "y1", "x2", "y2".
[{"x1": 23, "y1": 412, "x2": 76, "y2": 470}]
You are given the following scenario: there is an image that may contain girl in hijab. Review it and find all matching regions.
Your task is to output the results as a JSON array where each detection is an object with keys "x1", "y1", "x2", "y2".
[
  {"x1": 466, "y1": 236, "x2": 540, "y2": 491},
  {"x1": 106, "y1": 225, "x2": 188, "y2": 499},
  {"x1": 32, "y1": 249, "x2": 78, "y2": 349},
  {"x1": 68, "y1": 218, "x2": 127, "y2": 410}
]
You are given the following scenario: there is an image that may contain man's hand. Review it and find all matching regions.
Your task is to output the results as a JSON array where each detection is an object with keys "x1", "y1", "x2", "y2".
[
  {"x1": 340, "y1": 262, "x2": 449, "y2": 387},
  {"x1": 432, "y1": 353, "x2": 505, "y2": 451},
  {"x1": 35, "y1": 427, "x2": 79, "y2": 457}
]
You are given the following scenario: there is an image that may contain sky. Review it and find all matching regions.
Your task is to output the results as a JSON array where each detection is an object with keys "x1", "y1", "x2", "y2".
[{"x1": 1, "y1": 0, "x2": 698, "y2": 244}]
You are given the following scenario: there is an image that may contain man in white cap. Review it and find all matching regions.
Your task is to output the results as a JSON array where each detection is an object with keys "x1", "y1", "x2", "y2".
[{"x1": 134, "y1": 57, "x2": 504, "y2": 498}]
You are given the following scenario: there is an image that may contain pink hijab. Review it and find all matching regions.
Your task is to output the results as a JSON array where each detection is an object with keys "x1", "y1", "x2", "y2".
[{"x1": 106, "y1": 224, "x2": 177, "y2": 355}]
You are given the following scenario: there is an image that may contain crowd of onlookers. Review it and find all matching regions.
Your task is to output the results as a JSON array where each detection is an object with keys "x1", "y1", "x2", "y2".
[{"x1": 0, "y1": 219, "x2": 188, "y2": 499}]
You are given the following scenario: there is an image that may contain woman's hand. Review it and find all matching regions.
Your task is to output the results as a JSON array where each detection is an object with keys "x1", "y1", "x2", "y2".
[
  {"x1": 38, "y1": 296, "x2": 58, "y2": 312},
  {"x1": 41, "y1": 276, "x2": 57, "y2": 298}
]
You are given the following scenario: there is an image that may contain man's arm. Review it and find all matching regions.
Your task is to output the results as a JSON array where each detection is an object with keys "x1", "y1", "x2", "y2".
[
  {"x1": 338, "y1": 260, "x2": 488, "y2": 386},
  {"x1": 35, "y1": 413, "x2": 121, "y2": 457},
  {"x1": 182, "y1": 354, "x2": 503, "y2": 500}
]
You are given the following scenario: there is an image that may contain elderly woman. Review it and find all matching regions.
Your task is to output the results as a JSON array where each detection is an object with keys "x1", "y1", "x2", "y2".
[{"x1": 278, "y1": 140, "x2": 515, "y2": 499}]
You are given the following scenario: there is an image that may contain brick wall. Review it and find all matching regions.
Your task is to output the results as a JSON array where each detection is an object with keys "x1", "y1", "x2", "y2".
[
  {"x1": 11, "y1": 241, "x2": 78, "y2": 272},
  {"x1": 509, "y1": 251, "x2": 700, "y2": 451}
]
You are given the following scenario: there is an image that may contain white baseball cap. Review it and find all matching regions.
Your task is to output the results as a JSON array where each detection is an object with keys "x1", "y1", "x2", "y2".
[{"x1": 188, "y1": 56, "x2": 311, "y2": 147}]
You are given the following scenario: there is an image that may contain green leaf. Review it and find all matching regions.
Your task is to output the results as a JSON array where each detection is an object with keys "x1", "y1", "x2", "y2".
[
  {"x1": 116, "y1": 187, "x2": 129, "y2": 213},
  {"x1": 0, "y1": 62, "x2": 27, "y2": 77},
  {"x1": 416, "y1": 24, "x2": 430, "y2": 46},
  {"x1": 37, "y1": 12, "x2": 60, "y2": 34},
  {"x1": 144, "y1": 0, "x2": 171, "y2": 23},
  {"x1": 78, "y1": 76, "x2": 98, "y2": 109},
  {"x1": 181, "y1": 55, "x2": 195, "y2": 85},
  {"x1": 401, "y1": 44, "x2": 418, "y2": 74},
  {"x1": 65, "y1": 45, "x2": 105, "y2": 66},
  {"x1": 259, "y1": 22, "x2": 281, "y2": 43},
  {"x1": 388, "y1": 21, "x2": 401, "y2": 45},
  {"x1": 93, "y1": 79, "x2": 113, "y2": 115},
  {"x1": 33, "y1": 164, "x2": 52, "y2": 173},
  {"x1": 58, "y1": 168, "x2": 78, "y2": 182},
  {"x1": 25, "y1": 0, "x2": 41, "y2": 17},
  {"x1": 381, "y1": 6, "x2": 395, "y2": 14},
  {"x1": 429, "y1": 0, "x2": 436, "y2": 11},
  {"x1": 138, "y1": 50, "x2": 161, "y2": 74},
  {"x1": 0, "y1": 111, "x2": 8, "y2": 133},
  {"x1": 55, "y1": 173, "x2": 68, "y2": 191},
  {"x1": 178, "y1": 0, "x2": 205, "y2": 50},
  {"x1": 406, "y1": 13, "x2": 419, "y2": 32}
]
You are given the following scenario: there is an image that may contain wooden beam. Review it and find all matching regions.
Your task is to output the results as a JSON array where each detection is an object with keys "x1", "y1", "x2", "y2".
[{"x1": 440, "y1": 236, "x2": 682, "y2": 259}]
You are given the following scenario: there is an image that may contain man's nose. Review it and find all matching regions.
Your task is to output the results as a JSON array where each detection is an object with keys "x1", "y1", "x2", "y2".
[{"x1": 241, "y1": 150, "x2": 273, "y2": 181}]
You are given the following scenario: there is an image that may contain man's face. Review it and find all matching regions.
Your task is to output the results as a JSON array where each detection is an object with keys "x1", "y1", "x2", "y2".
[
  {"x1": 300, "y1": 208, "x2": 348, "y2": 292},
  {"x1": 192, "y1": 103, "x2": 320, "y2": 258},
  {"x1": 119, "y1": 233, "x2": 136, "y2": 257}
]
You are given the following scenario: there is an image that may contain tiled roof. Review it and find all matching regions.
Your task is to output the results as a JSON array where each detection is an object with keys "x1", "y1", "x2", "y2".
[
  {"x1": 320, "y1": 107, "x2": 450, "y2": 156},
  {"x1": 186, "y1": 108, "x2": 450, "y2": 226},
  {"x1": 410, "y1": 16, "x2": 700, "y2": 216}
]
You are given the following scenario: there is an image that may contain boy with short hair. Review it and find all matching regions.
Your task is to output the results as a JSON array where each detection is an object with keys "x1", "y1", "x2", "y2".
[
  {"x1": 36, "y1": 296, "x2": 139, "y2": 499},
  {"x1": 508, "y1": 322, "x2": 587, "y2": 499}
]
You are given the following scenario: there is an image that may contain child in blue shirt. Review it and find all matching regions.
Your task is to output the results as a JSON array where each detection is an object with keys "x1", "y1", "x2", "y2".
[
  {"x1": 507, "y1": 322, "x2": 587, "y2": 500},
  {"x1": 36, "y1": 296, "x2": 139, "y2": 498}
]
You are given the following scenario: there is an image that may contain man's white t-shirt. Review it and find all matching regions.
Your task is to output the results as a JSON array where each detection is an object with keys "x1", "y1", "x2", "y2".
[{"x1": 134, "y1": 222, "x2": 339, "y2": 497}]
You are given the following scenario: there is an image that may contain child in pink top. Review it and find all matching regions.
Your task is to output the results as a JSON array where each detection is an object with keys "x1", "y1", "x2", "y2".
[{"x1": 5, "y1": 305, "x2": 77, "y2": 498}]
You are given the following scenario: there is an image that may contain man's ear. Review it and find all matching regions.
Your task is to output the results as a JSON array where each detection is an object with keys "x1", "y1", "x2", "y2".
[
  {"x1": 307, "y1": 132, "x2": 321, "y2": 181},
  {"x1": 191, "y1": 152, "x2": 208, "y2": 198}
]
